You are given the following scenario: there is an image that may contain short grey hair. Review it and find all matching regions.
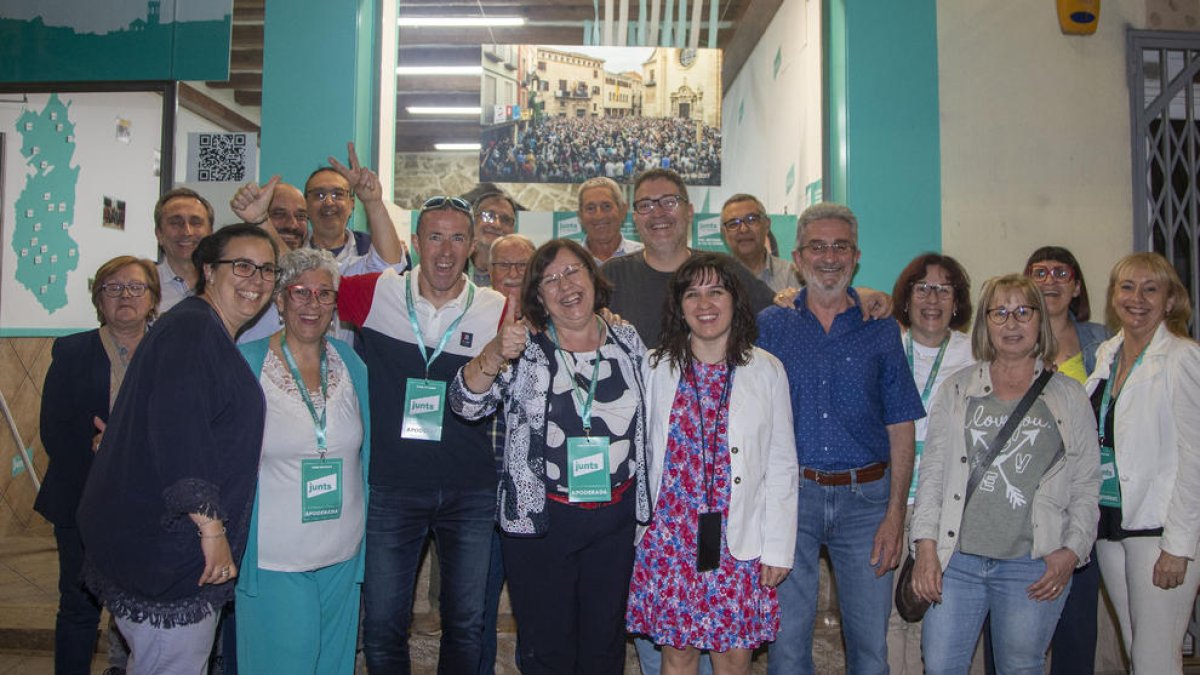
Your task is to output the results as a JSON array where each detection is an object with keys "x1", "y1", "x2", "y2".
[
  {"x1": 721, "y1": 193, "x2": 766, "y2": 216},
  {"x1": 577, "y1": 176, "x2": 626, "y2": 212},
  {"x1": 796, "y1": 202, "x2": 858, "y2": 248},
  {"x1": 276, "y1": 248, "x2": 340, "y2": 292},
  {"x1": 489, "y1": 233, "x2": 536, "y2": 259}
]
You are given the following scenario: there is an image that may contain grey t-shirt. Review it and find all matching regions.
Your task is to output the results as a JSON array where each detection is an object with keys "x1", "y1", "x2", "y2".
[
  {"x1": 602, "y1": 250, "x2": 774, "y2": 348},
  {"x1": 958, "y1": 395, "x2": 1061, "y2": 559}
]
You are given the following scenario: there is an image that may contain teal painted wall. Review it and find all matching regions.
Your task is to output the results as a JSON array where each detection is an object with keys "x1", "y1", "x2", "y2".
[
  {"x1": 260, "y1": 0, "x2": 377, "y2": 231},
  {"x1": 824, "y1": 0, "x2": 941, "y2": 291}
]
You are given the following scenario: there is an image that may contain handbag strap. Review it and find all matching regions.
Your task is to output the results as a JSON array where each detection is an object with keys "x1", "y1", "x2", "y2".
[{"x1": 963, "y1": 368, "x2": 1053, "y2": 506}]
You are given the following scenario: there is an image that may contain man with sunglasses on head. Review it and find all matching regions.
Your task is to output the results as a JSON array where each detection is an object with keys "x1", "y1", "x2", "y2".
[
  {"x1": 230, "y1": 142, "x2": 408, "y2": 343},
  {"x1": 336, "y1": 195, "x2": 508, "y2": 674},
  {"x1": 720, "y1": 193, "x2": 798, "y2": 292}
]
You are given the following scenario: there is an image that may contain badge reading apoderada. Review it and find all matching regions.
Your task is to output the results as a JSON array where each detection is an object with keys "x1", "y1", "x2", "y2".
[
  {"x1": 567, "y1": 436, "x2": 611, "y2": 502},
  {"x1": 301, "y1": 458, "x2": 343, "y2": 523},
  {"x1": 402, "y1": 379, "x2": 447, "y2": 441}
]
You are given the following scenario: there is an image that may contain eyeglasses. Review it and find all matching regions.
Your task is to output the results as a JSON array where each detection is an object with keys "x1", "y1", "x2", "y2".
[
  {"x1": 986, "y1": 305, "x2": 1037, "y2": 325},
  {"x1": 632, "y1": 194, "x2": 686, "y2": 215},
  {"x1": 1028, "y1": 264, "x2": 1074, "y2": 283},
  {"x1": 285, "y1": 284, "x2": 338, "y2": 306},
  {"x1": 479, "y1": 210, "x2": 516, "y2": 228},
  {"x1": 912, "y1": 282, "x2": 955, "y2": 300},
  {"x1": 99, "y1": 282, "x2": 148, "y2": 298},
  {"x1": 421, "y1": 195, "x2": 473, "y2": 217},
  {"x1": 214, "y1": 259, "x2": 279, "y2": 282},
  {"x1": 799, "y1": 241, "x2": 856, "y2": 256},
  {"x1": 721, "y1": 213, "x2": 766, "y2": 230},
  {"x1": 305, "y1": 189, "x2": 349, "y2": 203},
  {"x1": 268, "y1": 208, "x2": 308, "y2": 224},
  {"x1": 540, "y1": 264, "x2": 584, "y2": 292},
  {"x1": 491, "y1": 261, "x2": 529, "y2": 274}
]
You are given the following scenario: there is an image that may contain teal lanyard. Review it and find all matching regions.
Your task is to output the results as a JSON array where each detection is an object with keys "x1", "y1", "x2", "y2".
[
  {"x1": 405, "y1": 276, "x2": 475, "y2": 379},
  {"x1": 905, "y1": 332, "x2": 950, "y2": 408},
  {"x1": 1099, "y1": 343, "x2": 1146, "y2": 445},
  {"x1": 280, "y1": 329, "x2": 329, "y2": 458},
  {"x1": 548, "y1": 317, "x2": 604, "y2": 435}
]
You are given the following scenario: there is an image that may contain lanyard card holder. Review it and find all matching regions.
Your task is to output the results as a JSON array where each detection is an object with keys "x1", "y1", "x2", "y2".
[{"x1": 697, "y1": 511, "x2": 721, "y2": 572}]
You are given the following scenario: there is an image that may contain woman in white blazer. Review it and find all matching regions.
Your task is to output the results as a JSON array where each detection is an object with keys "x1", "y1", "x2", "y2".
[
  {"x1": 625, "y1": 253, "x2": 798, "y2": 675},
  {"x1": 1086, "y1": 252, "x2": 1200, "y2": 674}
]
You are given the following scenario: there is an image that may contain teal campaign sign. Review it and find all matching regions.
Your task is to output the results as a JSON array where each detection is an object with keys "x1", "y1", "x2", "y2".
[
  {"x1": 691, "y1": 213, "x2": 728, "y2": 253},
  {"x1": 0, "y1": 1, "x2": 233, "y2": 82}
]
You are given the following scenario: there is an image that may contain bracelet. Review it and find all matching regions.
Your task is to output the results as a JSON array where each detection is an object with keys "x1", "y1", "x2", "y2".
[
  {"x1": 198, "y1": 526, "x2": 227, "y2": 539},
  {"x1": 478, "y1": 358, "x2": 498, "y2": 378}
]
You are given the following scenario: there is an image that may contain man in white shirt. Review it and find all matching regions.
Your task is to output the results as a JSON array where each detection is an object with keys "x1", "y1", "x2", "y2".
[{"x1": 577, "y1": 176, "x2": 643, "y2": 264}]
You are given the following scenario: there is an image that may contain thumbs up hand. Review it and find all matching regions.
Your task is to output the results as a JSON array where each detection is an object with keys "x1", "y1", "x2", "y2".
[
  {"x1": 494, "y1": 298, "x2": 527, "y2": 361},
  {"x1": 230, "y1": 174, "x2": 281, "y2": 225}
]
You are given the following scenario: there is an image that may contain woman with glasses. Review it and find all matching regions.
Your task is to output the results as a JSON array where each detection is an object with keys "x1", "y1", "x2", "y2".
[
  {"x1": 1012, "y1": 246, "x2": 1109, "y2": 675},
  {"x1": 885, "y1": 253, "x2": 976, "y2": 674},
  {"x1": 234, "y1": 248, "x2": 370, "y2": 674},
  {"x1": 1085, "y1": 253, "x2": 1200, "y2": 674},
  {"x1": 78, "y1": 224, "x2": 278, "y2": 675},
  {"x1": 449, "y1": 238, "x2": 650, "y2": 675},
  {"x1": 910, "y1": 274, "x2": 1100, "y2": 674},
  {"x1": 626, "y1": 253, "x2": 798, "y2": 675},
  {"x1": 36, "y1": 255, "x2": 159, "y2": 674}
]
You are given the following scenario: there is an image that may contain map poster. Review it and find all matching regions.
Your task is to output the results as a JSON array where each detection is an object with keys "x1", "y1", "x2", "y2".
[{"x1": 1, "y1": 92, "x2": 163, "y2": 336}]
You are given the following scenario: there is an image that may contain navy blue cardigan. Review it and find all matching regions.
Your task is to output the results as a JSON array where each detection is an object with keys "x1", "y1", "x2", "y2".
[{"x1": 35, "y1": 329, "x2": 110, "y2": 527}]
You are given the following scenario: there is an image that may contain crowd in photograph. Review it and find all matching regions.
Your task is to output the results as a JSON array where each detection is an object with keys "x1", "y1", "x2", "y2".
[
  {"x1": 36, "y1": 163, "x2": 1200, "y2": 675},
  {"x1": 480, "y1": 116, "x2": 721, "y2": 185}
]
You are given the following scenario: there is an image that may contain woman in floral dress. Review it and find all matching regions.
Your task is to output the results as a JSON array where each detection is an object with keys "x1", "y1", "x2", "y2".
[{"x1": 628, "y1": 252, "x2": 798, "y2": 675}]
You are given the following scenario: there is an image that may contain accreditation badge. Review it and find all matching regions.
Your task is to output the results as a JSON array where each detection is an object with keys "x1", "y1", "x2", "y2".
[
  {"x1": 1098, "y1": 444, "x2": 1121, "y2": 508},
  {"x1": 402, "y1": 379, "x2": 447, "y2": 441},
  {"x1": 301, "y1": 458, "x2": 343, "y2": 523},
  {"x1": 566, "y1": 436, "x2": 611, "y2": 502}
]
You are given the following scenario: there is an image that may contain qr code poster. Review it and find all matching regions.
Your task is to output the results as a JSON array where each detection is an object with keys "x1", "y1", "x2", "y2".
[{"x1": 186, "y1": 132, "x2": 258, "y2": 183}]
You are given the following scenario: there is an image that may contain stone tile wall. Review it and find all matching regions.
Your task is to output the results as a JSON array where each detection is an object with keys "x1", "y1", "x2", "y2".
[{"x1": 0, "y1": 337, "x2": 53, "y2": 538}]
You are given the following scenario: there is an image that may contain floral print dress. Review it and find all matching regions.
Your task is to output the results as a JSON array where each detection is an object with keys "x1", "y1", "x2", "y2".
[{"x1": 625, "y1": 361, "x2": 780, "y2": 651}]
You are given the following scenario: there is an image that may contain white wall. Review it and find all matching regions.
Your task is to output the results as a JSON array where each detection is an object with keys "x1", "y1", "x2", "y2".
[
  {"x1": 702, "y1": 0, "x2": 822, "y2": 217},
  {"x1": 938, "y1": 0, "x2": 1144, "y2": 308}
]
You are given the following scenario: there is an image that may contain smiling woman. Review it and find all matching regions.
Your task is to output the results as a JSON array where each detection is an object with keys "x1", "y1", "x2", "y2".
[{"x1": 76, "y1": 224, "x2": 279, "y2": 675}]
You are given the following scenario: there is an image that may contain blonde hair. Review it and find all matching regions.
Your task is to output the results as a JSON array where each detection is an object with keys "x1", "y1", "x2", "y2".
[
  {"x1": 971, "y1": 274, "x2": 1057, "y2": 363},
  {"x1": 1104, "y1": 252, "x2": 1193, "y2": 337}
]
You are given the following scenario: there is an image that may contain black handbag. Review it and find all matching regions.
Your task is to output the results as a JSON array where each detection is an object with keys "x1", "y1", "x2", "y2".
[{"x1": 894, "y1": 369, "x2": 1054, "y2": 622}]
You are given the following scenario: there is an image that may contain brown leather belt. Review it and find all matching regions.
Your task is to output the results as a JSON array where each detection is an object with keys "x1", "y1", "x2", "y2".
[{"x1": 801, "y1": 462, "x2": 888, "y2": 486}]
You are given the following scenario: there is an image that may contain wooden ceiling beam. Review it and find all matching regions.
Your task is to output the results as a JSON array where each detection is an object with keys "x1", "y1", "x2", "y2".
[
  {"x1": 719, "y1": 0, "x2": 783, "y2": 91},
  {"x1": 398, "y1": 26, "x2": 583, "y2": 46},
  {"x1": 179, "y1": 83, "x2": 260, "y2": 133}
]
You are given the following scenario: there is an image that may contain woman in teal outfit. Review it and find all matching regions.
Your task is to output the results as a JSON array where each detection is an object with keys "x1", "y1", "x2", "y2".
[{"x1": 236, "y1": 248, "x2": 370, "y2": 674}]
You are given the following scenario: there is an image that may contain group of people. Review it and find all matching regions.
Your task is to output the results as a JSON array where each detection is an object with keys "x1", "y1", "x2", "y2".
[
  {"x1": 34, "y1": 160, "x2": 1200, "y2": 675},
  {"x1": 480, "y1": 116, "x2": 722, "y2": 185}
]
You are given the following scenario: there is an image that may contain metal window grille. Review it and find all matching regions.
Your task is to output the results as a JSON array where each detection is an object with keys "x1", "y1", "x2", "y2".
[{"x1": 1130, "y1": 30, "x2": 1200, "y2": 336}]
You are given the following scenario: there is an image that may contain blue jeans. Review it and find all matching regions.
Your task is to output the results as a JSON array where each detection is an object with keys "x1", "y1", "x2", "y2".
[
  {"x1": 362, "y1": 486, "x2": 495, "y2": 674},
  {"x1": 923, "y1": 552, "x2": 1070, "y2": 675},
  {"x1": 767, "y1": 472, "x2": 894, "y2": 675},
  {"x1": 479, "y1": 527, "x2": 505, "y2": 675}
]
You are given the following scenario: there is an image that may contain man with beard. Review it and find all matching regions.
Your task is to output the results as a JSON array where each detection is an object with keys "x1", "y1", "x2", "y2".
[{"x1": 757, "y1": 202, "x2": 923, "y2": 675}]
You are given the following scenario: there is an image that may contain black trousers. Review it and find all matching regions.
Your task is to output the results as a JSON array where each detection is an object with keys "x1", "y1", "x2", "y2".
[{"x1": 501, "y1": 496, "x2": 636, "y2": 675}]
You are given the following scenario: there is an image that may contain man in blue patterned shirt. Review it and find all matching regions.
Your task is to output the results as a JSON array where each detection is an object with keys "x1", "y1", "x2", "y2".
[{"x1": 758, "y1": 202, "x2": 924, "y2": 675}]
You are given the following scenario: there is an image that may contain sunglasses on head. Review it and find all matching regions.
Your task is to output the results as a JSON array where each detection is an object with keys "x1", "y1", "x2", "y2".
[{"x1": 421, "y1": 195, "x2": 473, "y2": 217}]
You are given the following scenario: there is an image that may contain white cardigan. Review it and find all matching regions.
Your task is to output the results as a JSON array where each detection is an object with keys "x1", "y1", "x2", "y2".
[
  {"x1": 640, "y1": 347, "x2": 799, "y2": 568},
  {"x1": 1085, "y1": 323, "x2": 1200, "y2": 558}
]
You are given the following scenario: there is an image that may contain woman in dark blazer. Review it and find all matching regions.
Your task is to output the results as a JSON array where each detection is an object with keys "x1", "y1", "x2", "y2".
[{"x1": 35, "y1": 255, "x2": 160, "y2": 674}]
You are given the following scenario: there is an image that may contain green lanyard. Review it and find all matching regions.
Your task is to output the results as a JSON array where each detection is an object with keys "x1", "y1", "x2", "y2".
[
  {"x1": 905, "y1": 332, "x2": 950, "y2": 408},
  {"x1": 405, "y1": 275, "x2": 475, "y2": 379},
  {"x1": 1099, "y1": 342, "x2": 1147, "y2": 446},
  {"x1": 280, "y1": 329, "x2": 329, "y2": 458},
  {"x1": 548, "y1": 317, "x2": 604, "y2": 435}
]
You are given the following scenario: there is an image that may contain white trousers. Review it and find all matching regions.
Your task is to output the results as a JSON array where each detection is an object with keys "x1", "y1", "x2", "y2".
[
  {"x1": 1095, "y1": 536, "x2": 1200, "y2": 674},
  {"x1": 114, "y1": 610, "x2": 219, "y2": 675}
]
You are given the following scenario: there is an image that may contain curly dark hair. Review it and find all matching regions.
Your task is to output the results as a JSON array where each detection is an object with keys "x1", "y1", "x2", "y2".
[
  {"x1": 520, "y1": 238, "x2": 613, "y2": 331},
  {"x1": 652, "y1": 252, "x2": 758, "y2": 370},
  {"x1": 891, "y1": 253, "x2": 973, "y2": 331},
  {"x1": 1024, "y1": 245, "x2": 1091, "y2": 322}
]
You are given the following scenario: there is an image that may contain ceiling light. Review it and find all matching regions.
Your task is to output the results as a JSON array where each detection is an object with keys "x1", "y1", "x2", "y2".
[
  {"x1": 399, "y1": 17, "x2": 525, "y2": 27},
  {"x1": 407, "y1": 106, "x2": 482, "y2": 116},
  {"x1": 434, "y1": 143, "x2": 481, "y2": 151},
  {"x1": 397, "y1": 66, "x2": 483, "y2": 76}
]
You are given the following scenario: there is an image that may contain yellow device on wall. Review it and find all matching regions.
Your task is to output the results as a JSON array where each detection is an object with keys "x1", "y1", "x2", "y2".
[{"x1": 1058, "y1": 0, "x2": 1100, "y2": 35}]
